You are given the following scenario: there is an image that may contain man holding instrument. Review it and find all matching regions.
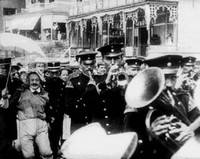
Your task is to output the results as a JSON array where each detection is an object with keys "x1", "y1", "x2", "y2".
[
  {"x1": 124, "y1": 55, "x2": 200, "y2": 159},
  {"x1": 65, "y1": 50, "x2": 100, "y2": 134}
]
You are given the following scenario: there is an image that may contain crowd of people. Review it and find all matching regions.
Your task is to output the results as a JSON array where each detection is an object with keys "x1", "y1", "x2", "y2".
[{"x1": 0, "y1": 43, "x2": 200, "y2": 159}]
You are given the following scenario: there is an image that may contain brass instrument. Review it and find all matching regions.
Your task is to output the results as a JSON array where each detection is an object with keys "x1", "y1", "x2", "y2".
[
  {"x1": 116, "y1": 72, "x2": 130, "y2": 87},
  {"x1": 125, "y1": 67, "x2": 191, "y2": 153}
]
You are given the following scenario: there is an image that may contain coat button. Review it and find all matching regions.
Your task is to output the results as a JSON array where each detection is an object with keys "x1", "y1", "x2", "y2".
[
  {"x1": 85, "y1": 116, "x2": 88, "y2": 119},
  {"x1": 83, "y1": 103, "x2": 86, "y2": 107},
  {"x1": 107, "y1": 131, "x2": 111, "y2": 134},
  {"x1": 103, "y1": 108, "x2": 107, "y2": 111},
  {"x1": 106, "y1": 123, "x2": 109, "y2": 126},
  {"x1": 102, "y1": 100, "x2": 105, "y2": 103},
  {"x1": 105, "y1": 116, "x2": 108, "y2": 119},
  {"x1": 75, "y1": 105, "x2": 78, "y2": 108}
]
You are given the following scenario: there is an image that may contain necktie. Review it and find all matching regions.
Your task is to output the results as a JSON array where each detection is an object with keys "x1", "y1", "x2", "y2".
[{"x1": 33, "y1": 91, "x2": 38, "y2": 95}]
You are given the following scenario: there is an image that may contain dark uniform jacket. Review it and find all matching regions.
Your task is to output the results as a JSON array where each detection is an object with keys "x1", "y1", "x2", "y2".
[
  {"x1": 123, "y1": 89, "x2": 200, "y2": 159},
  {"x1": 92, "y1": 74, "x2": 126, "y2": 134},
  {"x1": 65, "y1": 70, "x2": 99, "y2": 134}
]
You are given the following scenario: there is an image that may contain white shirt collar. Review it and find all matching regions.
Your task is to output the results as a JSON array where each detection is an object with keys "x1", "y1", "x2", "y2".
[{"x1": 30, "y1": 87, "x2": 41, "y2": 93}]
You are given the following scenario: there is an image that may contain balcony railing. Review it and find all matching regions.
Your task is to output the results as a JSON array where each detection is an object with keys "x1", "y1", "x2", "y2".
[{"x1": 69, "y1": 0, "x2": 177, "y2": 16}]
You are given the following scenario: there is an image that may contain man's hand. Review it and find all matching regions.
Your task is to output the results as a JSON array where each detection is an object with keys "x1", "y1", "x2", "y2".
[
  {"x1": 1, "y1": 88, "x2": 10, "y2": 99},
  {"x1": 151, "y1": 115, "x2": 171, "y2": 136},
  {"x1": 169, "y1": 122, "x2": 194, "y2": 143},
  {"x1": 105, "y1": 64, "x2": 118, "y2": 84}
]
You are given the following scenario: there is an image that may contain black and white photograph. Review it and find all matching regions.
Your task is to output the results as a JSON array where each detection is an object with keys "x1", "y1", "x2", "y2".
[{"x1": 0, "y1": 0, "x2": 200, "y2": 159}]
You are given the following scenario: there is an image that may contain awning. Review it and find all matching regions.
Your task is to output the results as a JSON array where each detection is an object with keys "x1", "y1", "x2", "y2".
[
  {"x1": 20, "y1": 16, "x2": 40, "y2": 30},
  {"x1": 8, "y1": 15, "x2": 40, "y2": 30}
]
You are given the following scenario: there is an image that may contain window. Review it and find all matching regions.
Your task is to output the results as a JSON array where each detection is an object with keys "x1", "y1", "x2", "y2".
[
  {"x1": 150, "y1": 7, "x2": 177, "y2": 46},
  {"x1": 3, "y1": 8, "x2": 16, "y2": 15}
]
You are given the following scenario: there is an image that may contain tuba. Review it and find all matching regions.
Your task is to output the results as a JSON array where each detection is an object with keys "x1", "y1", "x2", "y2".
[{"x1": 125, "y1": 67, "x2": 190, "y2": 154}]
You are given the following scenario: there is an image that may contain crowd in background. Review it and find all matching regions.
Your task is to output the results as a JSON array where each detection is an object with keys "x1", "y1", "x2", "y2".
[{"x1": 1, "y1": 44, "x2": 200, "y2": 159}]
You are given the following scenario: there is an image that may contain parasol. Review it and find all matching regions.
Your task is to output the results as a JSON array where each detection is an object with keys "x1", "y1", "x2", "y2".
[{"x1": 0, "y1": 33, "x2": 46, "y2": 58}]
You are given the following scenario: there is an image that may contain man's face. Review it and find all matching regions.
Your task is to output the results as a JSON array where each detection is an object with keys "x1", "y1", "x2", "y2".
[
  {"x1": 103, "y1": 55, "x2": 123, "y2": 70},
  {"x1": 29, "y1": 74, "x2": 40, "y2": 90},
  {"x1": 126, "y1": 67, "x2": 140, "y2": 77},
  {"x1": 182, "y1": 65, "x2": 194, "y2": 74},
  {"x1": 50, "y1": 71, "x2": 60, "y2": 79},
  {"x1": 60, "y1": 70, "x2": 69, "y2": 82},
  {"x1": 80, "y1": 60, "x2": 95, "y2": 75},
  {"x1": 97, "y1": 65, "x2": 106, "y2": 75},
  {"x1": 35, "y1": 63, "x2": 45, "y2": 73},
  {"x1": 164, "y1": 74, "x2": 177, "y2": 90}
]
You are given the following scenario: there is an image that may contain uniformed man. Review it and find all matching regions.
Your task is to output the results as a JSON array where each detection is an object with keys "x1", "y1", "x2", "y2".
[
  {"x1": 124, "y1": 55, "x2": 200, "y2": 159},
  {"x1": 45, "y1": 61, "x2": 66, "y2": 159},
  {"x1": 92, "y1": 44, "x2": 126, "y2": 134},
  {"x1": 176, "y1": 56, "x2": 197, "y2": 96},
  {"x1": 125, "y1": 56, "x2": 144, "y2": 80},
  {"x1": 65, "y1": 51, "x2": 100, "y2": 134}
]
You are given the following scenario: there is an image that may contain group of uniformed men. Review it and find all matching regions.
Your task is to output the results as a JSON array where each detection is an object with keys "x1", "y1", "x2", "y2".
[{"x1": 0, "y1": 43, "x2": 200, "y2": 159}]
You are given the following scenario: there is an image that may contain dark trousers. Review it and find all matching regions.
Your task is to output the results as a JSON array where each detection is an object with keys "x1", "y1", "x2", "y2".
[{"x1": 49, "y1": 115, "x2": 63, "y2": 158}]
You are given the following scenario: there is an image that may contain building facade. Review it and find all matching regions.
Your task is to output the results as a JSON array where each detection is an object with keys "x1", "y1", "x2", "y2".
[
  {"x1": 0, "y1": 0, "x2": 25, "y2": 32},
  {"x1": 3, "y1": 0, "x2": 75, "y2": 42},
  {"x1": 66, "y1": 0, "x2": 200, "y2": 59}
]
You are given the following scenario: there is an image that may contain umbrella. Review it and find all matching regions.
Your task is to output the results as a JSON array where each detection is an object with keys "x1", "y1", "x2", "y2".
[{"x1": 0, "y1": 33, "x2": 46, "y2": 58}]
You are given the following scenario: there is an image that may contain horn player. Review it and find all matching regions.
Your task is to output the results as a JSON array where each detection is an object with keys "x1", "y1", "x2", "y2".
[{"x1": 123, "y1": 55, "x2": 200, "y2": 159}]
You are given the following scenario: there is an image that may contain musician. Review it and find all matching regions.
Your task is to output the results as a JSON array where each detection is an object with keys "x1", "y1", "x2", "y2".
[
  {"x1": 45, "y1": 61, "x2": 66, "y2": 159},
  {"x1": 92, "y1": 44, "x2": 126, "y2": 134},
  {"x1": 65, "y1": 51, "x2": 100, "y2": 134},
  {"x1": 176, "y1": 56, "x2": 197, "y2": 97},
  {"x1": 125, "y1": 57, "x2": 144, "y2": 80},
  {"x1": 124, "y1": 55, "x2": 200, "y2": 159}
]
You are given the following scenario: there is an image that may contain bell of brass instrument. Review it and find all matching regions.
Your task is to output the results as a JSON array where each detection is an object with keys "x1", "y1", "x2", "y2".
[
  {"x1": 125, "y1": 67, "x2": 165, "y2": 109},
  {"x1": 125, "y1": 67, "x2": 189, "y2": 153},
  {"x1": 116, "y1": 72, "x2": 129, "y2": 86}
]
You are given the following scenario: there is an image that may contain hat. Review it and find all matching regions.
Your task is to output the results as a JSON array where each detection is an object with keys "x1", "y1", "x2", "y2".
[
  {"x1": 76, "y1": 51, "x2": 97, "y2": 64},
  {"x1": 145, "y1": 55, "x2": 182, "y2": 74},
  {"x1": 61, "y1": 123, "x2": 138, "y2": 159},
  {"x1": 31, "y1": 57, "x2": 47, "y2": 67},
  {"x1": 126, "y1": 57, "x2": 144, "y2": 68},
  {"x1": 19, "y1": 68, "x2": 28, "y2": 74},
  {"x1": 60, "y1": 60, "x2": 70, "y2": 69},
  {"x1": 97, "y1": 44, "x2": 124, "y2": 57},
  {"x1": 97, "y1": 61, "x2": 105, "y2": 67},
  {"x1": 11, "y1": 65, "x2": 20, "y2": 71},
  {"x1": 47, "y1": 61, "x2": 61, "y2": 72},
  {"x1": 181, "y1": 56, "x2": 196, "y2": 66},
  {"x1": 27, "y1": 69, "x2": 46, "y2": 82}
]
